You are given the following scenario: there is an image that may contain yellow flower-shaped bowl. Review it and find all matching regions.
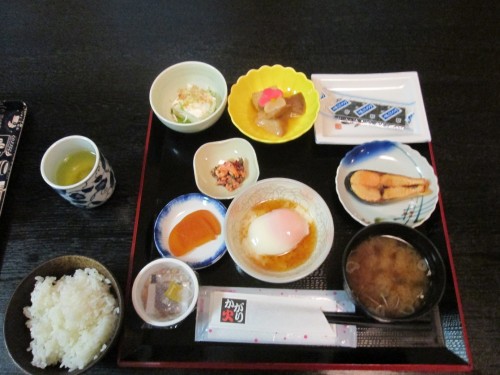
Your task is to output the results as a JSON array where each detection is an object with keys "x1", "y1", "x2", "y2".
[{"x1": 228, "y1": 65, "x2": 320, "y2": 144}]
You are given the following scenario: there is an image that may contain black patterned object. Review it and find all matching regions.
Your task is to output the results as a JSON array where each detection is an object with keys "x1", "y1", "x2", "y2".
[{"x1": 0, "y1": 100, "x2": 27, "y2": 216}]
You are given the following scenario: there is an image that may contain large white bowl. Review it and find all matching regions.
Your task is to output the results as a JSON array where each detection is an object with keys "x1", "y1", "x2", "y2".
[
  {"x1": 193, "y1": 137, "x2": 260, "y2": 200},
  {"x1": 149, "y1": 61, "x2": 227, "y2": 133},
  {"x1": 225, "y1": 178, "x2": 334, "y2": 283}
]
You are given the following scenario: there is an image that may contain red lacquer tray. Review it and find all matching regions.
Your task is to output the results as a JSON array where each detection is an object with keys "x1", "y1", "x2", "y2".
[{"x1": 117, "y1": 112, "x2": 473, "y2": 371}]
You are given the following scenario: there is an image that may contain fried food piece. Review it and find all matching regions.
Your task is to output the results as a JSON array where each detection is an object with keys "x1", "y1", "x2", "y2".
[
  {"x1": 286, "y1": 93, "x2": 306, "y2": 116},
  {"x1": 382, "y1": 185, "x2": 429, "y2": 201},
  {"x1": 380, "y1": 174, "x2": 428, "y2": 188},
  {"x1": 347, "y1": 170, "x2": 431, "y2": 204},
  {"x1": 350, "y1": 170, "x2": 381, "y2": 187},
  {"x1": 350, "y1": 184, "x2": 382, "y2": 203}
]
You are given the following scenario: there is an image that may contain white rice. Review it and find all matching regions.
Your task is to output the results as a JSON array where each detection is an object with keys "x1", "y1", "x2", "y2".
[{"x1": 23, "y1": 268, "x2": 120, "y2": 371}]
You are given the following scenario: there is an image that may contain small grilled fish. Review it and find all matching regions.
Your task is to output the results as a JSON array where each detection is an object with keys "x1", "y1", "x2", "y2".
[{"x1": 346, "y1": 170, "x2": 431, "y2": 204}]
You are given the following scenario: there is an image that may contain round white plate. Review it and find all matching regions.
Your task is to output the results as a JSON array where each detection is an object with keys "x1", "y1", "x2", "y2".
[
  {"x1": 336, "y1": 141, "x2": 439, "y2": 227},
  {"x1": 154, "y1": 193, "x2": 227, "y2": 269}
]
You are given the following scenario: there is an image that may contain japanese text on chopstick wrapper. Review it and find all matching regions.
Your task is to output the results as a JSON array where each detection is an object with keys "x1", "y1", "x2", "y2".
[{"x1": 221, "y1": 298, "x2": 246, "y2": 324}]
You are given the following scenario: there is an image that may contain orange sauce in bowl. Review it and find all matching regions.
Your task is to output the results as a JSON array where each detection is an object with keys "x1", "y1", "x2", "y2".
[{"x1": 168, "y1": 210, "x2": 221, "y2": 256}]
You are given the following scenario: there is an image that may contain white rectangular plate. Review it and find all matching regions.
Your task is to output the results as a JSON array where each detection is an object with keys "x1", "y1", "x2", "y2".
[{"x1": 311, "y1": 72, "x2": 431, "y2": 145}]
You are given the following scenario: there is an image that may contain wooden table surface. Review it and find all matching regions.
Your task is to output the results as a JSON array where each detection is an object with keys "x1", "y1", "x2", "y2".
[{"x1": 0, "y1": 1, "x2": 498, "y2": 374}]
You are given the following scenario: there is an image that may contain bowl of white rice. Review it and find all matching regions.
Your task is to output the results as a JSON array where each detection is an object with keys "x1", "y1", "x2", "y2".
[{"x1": 4, "y1": 255, "x2": 124, "y2": 374}]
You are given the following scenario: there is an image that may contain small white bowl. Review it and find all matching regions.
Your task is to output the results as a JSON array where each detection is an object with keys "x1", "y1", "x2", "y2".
[
  {"x1": 149, "y1": 61, "x2": 227, "y2": 133},
  {"x1": 132, "y1": 258, "x2": 199, "y2": 328},
  {"x1": 154, "y1": 193, "x2": 227, "y2": 269},
  {"x1": 225, "y1": 178, "x2": 334, "y2": 283},
  {"x1": 193, "y1": 138, "x2": 260, "y2": 200}
]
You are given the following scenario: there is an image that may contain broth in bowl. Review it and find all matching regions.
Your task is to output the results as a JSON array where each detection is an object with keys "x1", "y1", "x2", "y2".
[
  {"x1": 346, "y1": 235, "x2": 430, "y2": 319},
  {"x1": 342, "y1": 222, "x2": 446, "y2": 323}
]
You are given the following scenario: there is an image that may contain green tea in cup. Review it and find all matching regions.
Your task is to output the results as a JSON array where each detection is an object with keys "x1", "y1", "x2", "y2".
[
  {"x1": 55, "y1": 149, "x2": 96, "y2": 186},
  {"x1": 41, "y1": 135, "x2": 115, "y2": 208}
]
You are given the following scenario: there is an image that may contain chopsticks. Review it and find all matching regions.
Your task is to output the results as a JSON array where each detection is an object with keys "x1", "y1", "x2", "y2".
[{"x1": 323, "y1": 311, "x2": 433, "y2": 330}]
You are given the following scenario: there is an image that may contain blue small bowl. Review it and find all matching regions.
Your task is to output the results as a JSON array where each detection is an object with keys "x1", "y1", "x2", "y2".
[{"x1": 153, "y1": 193, "x2": 227, "y2": 269}]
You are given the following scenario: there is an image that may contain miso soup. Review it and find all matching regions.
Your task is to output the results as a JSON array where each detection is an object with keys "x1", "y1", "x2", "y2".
[{"x1": 345, "y1": 235, "x2": 430, "y2": 319}]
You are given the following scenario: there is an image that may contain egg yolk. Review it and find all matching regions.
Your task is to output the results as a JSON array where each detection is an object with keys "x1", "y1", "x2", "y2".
[{"x1": 168, "y1": 210, "x2": 221, "y2": 256}]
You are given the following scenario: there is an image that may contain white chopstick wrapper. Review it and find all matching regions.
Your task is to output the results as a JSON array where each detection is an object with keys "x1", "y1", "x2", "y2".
[{"x1": 195, "y1": 286, "x2": 356, "y2": 347}]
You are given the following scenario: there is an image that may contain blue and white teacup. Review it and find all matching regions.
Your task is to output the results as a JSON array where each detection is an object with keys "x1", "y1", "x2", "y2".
[{"x1": 40, "y1": 135, "x2": 116, "y2": 208}]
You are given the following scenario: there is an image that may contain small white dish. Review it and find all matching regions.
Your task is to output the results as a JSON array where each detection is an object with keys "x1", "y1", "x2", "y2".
[
  {"x1": 311, "y1": 72, "x2": 431, "y2": 145},
  {"x1": 154, "y1": 193, "x2": 227, "y2": 269},
  {"x1": 225, "y1": 178, "x2": 334, "y2": 283},
  {"x1": 132, "y1": 258, "x2": 199, "y2": 328},
  {"x1": 149, "y1": 61, "x2": 227, "y2": 133},
  {"x1": 335, "y1": 141, "x2": 439, "y2": 227},
  {"x1": 193, "y1": 138, "x2": 259, "y2": 200}
]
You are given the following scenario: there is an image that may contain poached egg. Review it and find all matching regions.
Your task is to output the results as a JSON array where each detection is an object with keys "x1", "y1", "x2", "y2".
[{"x1": 248, "y1": 208, "x2": 309, "y2": 256}]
